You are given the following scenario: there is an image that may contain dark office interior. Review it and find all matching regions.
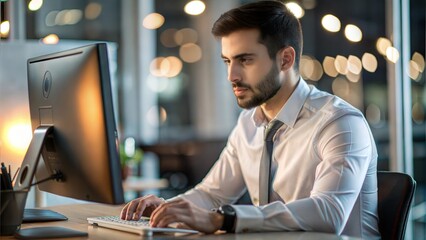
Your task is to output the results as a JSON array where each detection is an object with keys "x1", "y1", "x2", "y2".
[{"x1": 0, "y1": 0, "x2": 425, "y2": 239}]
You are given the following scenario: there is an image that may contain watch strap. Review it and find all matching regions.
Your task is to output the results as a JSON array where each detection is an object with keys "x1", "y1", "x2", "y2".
[{"x1": 218, "y1": 205, "x2": 236, "y2": 232}]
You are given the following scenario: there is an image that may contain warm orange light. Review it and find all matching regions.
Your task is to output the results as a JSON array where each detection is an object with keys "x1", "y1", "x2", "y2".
[
  {"x1": 376, "y1": 37, "x2": 392, "y2": 56},
  {"x1": 323, "y1": 56, "x2": 338, "y2": 77},
  {"x1": 0, "y1": 21, "x2": 10, "y2": 37},
  {"x1": 42, "y1": 34, "x2": 59, "y2": 44},
  {"x1": 150, "y1": 56, "x2": 183, "y2": 77},
  {"x1": 362, "y1": 53, "x2": 378, "y2": 73},
  {"x1": 334, "y1": 55, "x2": 349, "y2": 75},
  {"x1": 85, "y1": 2, "x2": 102, "y2": 20},
  {"x1": 5, "y1": 123, "x2": 32, "y2": 155},
  {"x1": 179, "y1": 43, "x2": 202, "y2": 63},
  {"x1": 143, "y1": 13, "x2": 164, "y2": 29}
]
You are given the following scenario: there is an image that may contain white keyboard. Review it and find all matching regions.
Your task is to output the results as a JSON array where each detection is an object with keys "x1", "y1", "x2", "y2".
[{"x1": 87, "y1": 216, "x2": 199, "y2": 236}]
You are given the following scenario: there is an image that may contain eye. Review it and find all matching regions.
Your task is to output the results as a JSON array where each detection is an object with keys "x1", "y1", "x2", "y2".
[
  {"x1": 239, "y1": 57, "x2": 252, "y2": 64},
  {"x1": 222, "y1": 59, "x2": 230, "y2": 65}
]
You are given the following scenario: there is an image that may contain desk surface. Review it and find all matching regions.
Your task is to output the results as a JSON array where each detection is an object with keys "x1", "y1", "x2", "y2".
[{"x1": 8, "y1": 204, "x2": 358, "y2": 240}]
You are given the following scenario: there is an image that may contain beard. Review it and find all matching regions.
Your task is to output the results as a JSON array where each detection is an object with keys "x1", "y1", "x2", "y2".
[{"x1": 233, "y1": 64, "x2": 281, "y2": 109}]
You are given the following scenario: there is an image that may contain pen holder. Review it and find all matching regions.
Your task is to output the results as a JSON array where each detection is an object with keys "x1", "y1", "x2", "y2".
[{"x1": 0, "y1": 189, "x2": 29, "y2": 236}]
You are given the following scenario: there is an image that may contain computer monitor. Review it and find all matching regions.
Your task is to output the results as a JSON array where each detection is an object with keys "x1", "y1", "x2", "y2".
[{"x1": 14, "y1": 43, "x2": 123, "y2": 210}]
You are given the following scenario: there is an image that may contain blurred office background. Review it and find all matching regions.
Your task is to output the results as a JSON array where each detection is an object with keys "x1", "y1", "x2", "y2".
[{"x1": 0, "y1": 0, "x2": 424, "y2": 238}]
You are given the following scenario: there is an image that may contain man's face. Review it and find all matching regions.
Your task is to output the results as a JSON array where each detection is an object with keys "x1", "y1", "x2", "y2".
[{"x1": 221, "y1": 29, "x2": 281, "y2": 109}]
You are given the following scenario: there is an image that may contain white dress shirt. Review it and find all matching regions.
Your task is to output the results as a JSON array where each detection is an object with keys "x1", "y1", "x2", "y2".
[{"x1": 173, "y1": 79, "x2": 380, "y2": 238}]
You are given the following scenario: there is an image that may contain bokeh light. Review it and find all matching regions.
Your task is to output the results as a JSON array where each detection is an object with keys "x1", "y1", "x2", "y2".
[
  {"x1": 376, "y1": 37, "x2": 392, "y2": 56},
  {"x1": 180, "y1": 43, "x2": 202, "y2": 63},
  {"x1": 160, "y1": 28, "x2": 179, "y2": 48},
  {"x1": 42, "y1": 34, "x2": 59, "y2": 44},
  {"x1": 285, "y1": 2, "x2": 305, "y2": 18},
  {"x1": 344, "y1": 24, "x2": 362, "y2": 42},
  {"x1": 159, "y1": 107, "x2": 168, "y2": 124},
  {"x1": 175, "y1": 28, "x2": 198, "y2": 45},
  {"x1": 147, "y1": 74, "x2": 169, "y2": 93},
  {"x1": 412, "y1": 52, "x2": 425, "y2": 72},
  {"x1": 184, "y1": 0, "x2": 206, "y2": 16},
  {"x1": 412, "y1": 102, "x2": 425, "y2": 124},
  {"x1": 332, "y1": 77, "x2": 350, "y2": 97},
  {"x1": 334, "y1": 55, "x2": 349, "y2": 75},
  {"x1": 146, "y1": 106, "x2": 160, "y2": 127},
  {"x1": 321, "y1": 14, "x2": 341, "y2": 32},
  {"x1": 362, "y1": 53, "x2": 378, "y2": 73},
  {"x1": 164, "y1": 56, "x2": 183, "y2": 77},
  {"x1": 53, "y1": 9, "x2": 83, "y2": 26},
  {"x1": 28, "y1": 0, "x2": 43, "y2": 11},
  {"x1": 0, "y1": 21, "x2": 10, "y2": 37},
  {"x1": 323, "y1": 56, "x2": 339, "y2": 77},
  {"x1": 386, "y1": 47, "x2": 400, "y2": 63},
  {"x1": 346, "y1": 71, "x2": 361, "y2": 83},
  {"x1": 408, "y1": 60, "x2": 421, "y2": 80},
  {"x1": 300, "y1": 55, "x2": 323, "y2": 81},
  {"x1": 143, "y1": 13, "x2": 165, "y2": 29},
  {"x1": 366, "y1": 104, "x2": 382, "y2": 125},
  {"x1": 150, "y1": 56, "x2": 183, "y2": 77},
  {"x1": 85, "y1": 2, "x2": 102, "y2": 20},
  {"x1": 347, "y1": 55, "x2": 362, "y2": 75}
]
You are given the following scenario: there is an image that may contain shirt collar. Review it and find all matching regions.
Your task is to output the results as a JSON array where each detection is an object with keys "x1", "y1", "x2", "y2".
[{"x1": 251, "y1": 78, "x2": 311, "y2": 128}]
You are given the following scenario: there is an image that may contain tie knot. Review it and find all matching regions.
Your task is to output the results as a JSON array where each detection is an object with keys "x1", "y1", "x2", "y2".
[{"x1": 264, "y1": 120, "x2": 283, "y2": 141}]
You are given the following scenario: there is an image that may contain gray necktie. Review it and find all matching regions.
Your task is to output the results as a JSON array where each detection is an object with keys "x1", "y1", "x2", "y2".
[{"x1": 259, "y1": 120, "x2": 283, "y2": 205}]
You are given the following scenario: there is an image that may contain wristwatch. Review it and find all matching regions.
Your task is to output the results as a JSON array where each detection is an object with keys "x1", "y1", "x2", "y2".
[{"x1": 213, "y1": 205, "x2": 236, "y2": 232}]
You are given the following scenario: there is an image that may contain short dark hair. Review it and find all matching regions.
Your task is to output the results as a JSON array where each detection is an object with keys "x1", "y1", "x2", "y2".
[{"x1": 212, "y1": 0, "x2": 303, "y2": 72}]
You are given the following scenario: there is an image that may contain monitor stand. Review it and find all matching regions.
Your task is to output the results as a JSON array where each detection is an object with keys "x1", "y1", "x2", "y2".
[
  {"x1": 13, "y1": 126, "x2": 87, "y2": 238},
  {"x1": 23, "y1": 208, "x2": 68, "y2": 223},
  {"x1": 15, "y1": 227, "x2": 87, "y2": 239}
]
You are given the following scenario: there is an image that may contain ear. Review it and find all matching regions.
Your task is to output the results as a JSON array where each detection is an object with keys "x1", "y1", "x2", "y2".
[{"x1": 277, "y1": 47, "x2": 295, "y2": 71}]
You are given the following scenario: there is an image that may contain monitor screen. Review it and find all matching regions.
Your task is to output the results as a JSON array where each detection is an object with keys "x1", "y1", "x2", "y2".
[{"x1": 15, "y1": 43, "x2": 124, "y2": 205}]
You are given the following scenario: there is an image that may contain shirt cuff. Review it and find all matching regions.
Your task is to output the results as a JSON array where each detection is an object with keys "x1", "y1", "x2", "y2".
[{"x1": 232, "y1": 205, "x2": 264, "y2": 233}]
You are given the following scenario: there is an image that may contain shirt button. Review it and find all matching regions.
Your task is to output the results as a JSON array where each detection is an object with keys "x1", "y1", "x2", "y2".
[{"x1": 252, "y1": 198, "x2": 259, "y2": 206}]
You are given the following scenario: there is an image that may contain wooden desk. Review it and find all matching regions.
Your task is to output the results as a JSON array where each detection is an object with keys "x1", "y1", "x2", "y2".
[{"x1": 6, "y1": 204, "x2": 360, "y2": 239}]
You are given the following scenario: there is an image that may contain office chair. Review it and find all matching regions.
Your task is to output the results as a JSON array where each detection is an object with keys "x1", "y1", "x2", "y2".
[{"x1": 377, "y1": 171, "x2": 416, "y2": 240}]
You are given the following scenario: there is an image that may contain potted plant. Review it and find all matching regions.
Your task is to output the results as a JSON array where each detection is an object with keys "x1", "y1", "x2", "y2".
[{"x1": 119, "y1": 137, "x2": 143, "y2": 180}]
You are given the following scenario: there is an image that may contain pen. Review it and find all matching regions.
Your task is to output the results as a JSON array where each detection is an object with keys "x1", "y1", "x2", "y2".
[
  {"x1": 1, "y1": 162, "x2": 12, "y2": 190},
  {"x1": 0, "y1": 173, "x2": 5, "y2": 190}
]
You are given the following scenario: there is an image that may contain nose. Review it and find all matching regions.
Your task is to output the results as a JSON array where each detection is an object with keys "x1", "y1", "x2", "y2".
[{"x1": 227, "y1": 62, "x2": 241, "y2": 83}]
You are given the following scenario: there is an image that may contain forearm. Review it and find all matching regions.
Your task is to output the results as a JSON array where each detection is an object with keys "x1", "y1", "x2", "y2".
[
  {"x1": 168, "y1": 186, "x2": 220, "y2": 210},
  {"x1": 232, "y1": 198, "x2": 343, "y2": 234}
]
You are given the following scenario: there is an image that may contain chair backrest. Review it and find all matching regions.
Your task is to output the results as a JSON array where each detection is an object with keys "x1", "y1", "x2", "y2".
[{"x1": 377, "y1": 171, "x2": 416, "y2": 240}]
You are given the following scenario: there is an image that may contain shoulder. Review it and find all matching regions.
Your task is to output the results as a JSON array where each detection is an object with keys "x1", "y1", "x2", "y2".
[
  {"x1": 304, "y1": 85, "x2": 364, "y2": 121},
  {"x1": 305, "y1": 86, "x2": 375, "y2": 144}
]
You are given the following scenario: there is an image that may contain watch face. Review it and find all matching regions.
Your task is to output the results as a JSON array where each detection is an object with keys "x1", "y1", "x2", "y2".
[{"x1": 221, "y1": 205, "x2": 236, "y2": 215}]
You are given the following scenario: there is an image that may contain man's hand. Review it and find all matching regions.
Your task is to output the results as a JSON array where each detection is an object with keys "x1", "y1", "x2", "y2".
[
  {"x1": 150, "y1": 198, "x2": 224, "y2": 234},
  {"x1": 120, "y1": 195, "x2": 166, "y2": 220}
]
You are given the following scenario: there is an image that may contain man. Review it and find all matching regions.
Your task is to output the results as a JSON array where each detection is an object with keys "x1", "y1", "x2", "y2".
[{"x1": 121, "y1": 1, "x2": 380, "y2": 238}]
